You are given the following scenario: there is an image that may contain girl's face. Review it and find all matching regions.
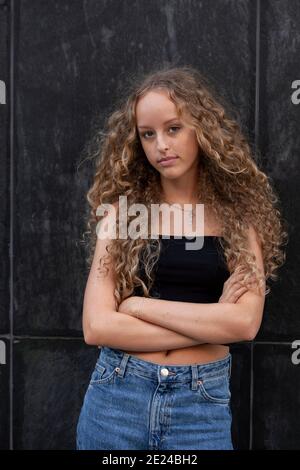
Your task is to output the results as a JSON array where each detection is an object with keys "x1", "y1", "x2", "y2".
[{"x1": 136, "y1": 89, "x2": 200, "y2": 180}]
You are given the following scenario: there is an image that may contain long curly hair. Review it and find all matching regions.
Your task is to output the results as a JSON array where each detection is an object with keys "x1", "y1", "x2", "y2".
[{"x1": 79, "y1": 65, "x2": 289, "y2": 309}]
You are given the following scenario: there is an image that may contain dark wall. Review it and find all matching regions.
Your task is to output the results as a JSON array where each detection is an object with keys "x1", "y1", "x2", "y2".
[
  {"x1": 0, "y1": 0, "x2": 299, "y2": 450},
  {"x1": 0, "y1": 0, "x2": 10, "y2": 451}
]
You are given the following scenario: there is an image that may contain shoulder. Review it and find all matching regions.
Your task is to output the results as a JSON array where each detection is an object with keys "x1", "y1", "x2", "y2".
[
  {"x1": 96, "y1": 199, "x2": 120, "y2": 240},
  {"x1": 245, "y1": 225, "x2": 263, "y2": 265},
  {"x1": 246, "y1": 224, "x2": 262, "y2": 246},
  {"x1": 243, "y1": 224, "x2": 266, "y2": 301},
  {"x1": 98, "y1": 199, "x2": 119, "y2": 217},
  {"x1": 234, "y1": 224, "x2": 266, "y2": 339},
  {"x1": 244, "y1": 224, "x2": 264, "y2": 275}
]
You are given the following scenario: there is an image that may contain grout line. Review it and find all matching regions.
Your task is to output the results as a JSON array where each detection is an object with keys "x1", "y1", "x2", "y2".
[
  {"x1": 254, "y1": 0, "x2": 261, "y2": 153},
  {"x1": 247, "y1": 341, "x2": 295, "y2": 345},
  {"x1": 9, "y1": 335, "x2": 85, "y2": 341},
  {"x1": 250, "y1": 0, "x2": 261, "y2": 450},
  {"x1": 0, "y1": 335, "x2": 294, "y2": 345},
  {"x1": 249, "y1": 342, "x2": 254, "y2": 449},
  {"x1": 9, "y1": 0, "x2": 15, "y2": 451}
]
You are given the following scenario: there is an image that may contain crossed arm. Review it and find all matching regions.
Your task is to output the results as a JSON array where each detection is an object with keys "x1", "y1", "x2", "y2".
[
  {"x1": 84, "y1": 223, "x2": 265, "y2": 348},
  {"x1": 91, "y1": 290, "x2": 264, "y2": 351},
  {"x1": 118, "y1": 294, "x2": 264, "y2": 345},
  {"x1": 116, "y1": 225, "x2": 266, "y2": 344}
]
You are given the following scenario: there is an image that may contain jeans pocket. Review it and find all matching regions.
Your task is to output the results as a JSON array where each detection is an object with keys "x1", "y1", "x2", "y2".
[
  {"x1": 198, "y1": 373, "x2": 231, "y2": 404},
  {"x1": 90, "y1": 361, "x2": 118, "y2": 385}
]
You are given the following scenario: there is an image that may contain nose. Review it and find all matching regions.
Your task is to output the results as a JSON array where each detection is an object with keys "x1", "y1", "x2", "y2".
[{"x1": 156, "y1": 132, "x2": 170, "y2": 151}]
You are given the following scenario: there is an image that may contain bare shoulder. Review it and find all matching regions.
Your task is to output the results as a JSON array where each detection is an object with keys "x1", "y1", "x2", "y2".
[
  {"x1": 203, "y1": 205, "x2": 223, "y2": 234},
  {"x1": 235, "y1": 224, "x2": 266, "y2": 340},
  {"x1": 82, "y1": 199, "x2": 119, "y2": 344},
  {"x1": 245, "y1": 224, "x2": 264, "y2": 273}
]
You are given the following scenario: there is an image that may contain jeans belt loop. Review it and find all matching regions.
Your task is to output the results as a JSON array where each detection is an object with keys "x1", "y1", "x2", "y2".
[
  {"x1": 117, "y1": 352, "x2": 130, "y2": 378},
  {"x1": 191, "y1": 365, "x2": 198, "y2": 391}
]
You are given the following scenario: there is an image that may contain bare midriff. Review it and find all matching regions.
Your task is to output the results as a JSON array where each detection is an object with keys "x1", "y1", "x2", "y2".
[{"x1": 122, "y1": 344, "x2": 229, "y2": 366}]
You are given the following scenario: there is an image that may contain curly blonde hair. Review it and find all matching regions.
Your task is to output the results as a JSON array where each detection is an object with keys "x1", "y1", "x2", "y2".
[{"x1": 79, "y1": 65, "x2": 289, "y2": 309}]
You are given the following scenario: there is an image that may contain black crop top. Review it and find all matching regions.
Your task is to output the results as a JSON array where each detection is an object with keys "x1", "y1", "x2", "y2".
[{"x1": 133, "y1": 235, "x2": 230, "y2": 303}]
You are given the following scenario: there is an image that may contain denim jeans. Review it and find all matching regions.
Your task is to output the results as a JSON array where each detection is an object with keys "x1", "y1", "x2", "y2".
[{"x1": 76, "y1": 346, "x2": 234, "y2": 450}]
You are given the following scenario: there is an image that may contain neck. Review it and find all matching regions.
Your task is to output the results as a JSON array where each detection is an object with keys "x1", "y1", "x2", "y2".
[
  {"x1": 163, "y1": 198, "x2": 198, "y2": 205},
  {"x1": 160, "y1": 186, "x2": 199, "y2": 206},
  {"x1": 161, "y1": 164, "x2": 199, "y2": 204}
]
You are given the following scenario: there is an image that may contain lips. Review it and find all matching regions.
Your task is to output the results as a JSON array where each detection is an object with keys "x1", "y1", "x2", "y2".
[{"x1": 158, "y1": 156, "x2": 178, "y2": 163}]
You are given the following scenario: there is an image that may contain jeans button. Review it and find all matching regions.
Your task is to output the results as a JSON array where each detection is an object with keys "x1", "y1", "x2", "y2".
[{"x1": 160, "y1": 367, "x2": 169, "y2": 377}]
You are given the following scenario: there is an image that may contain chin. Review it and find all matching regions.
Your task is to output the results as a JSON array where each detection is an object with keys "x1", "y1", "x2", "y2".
[{"x1": 160, "y1": 172, "x2": 182, "y2": 180}]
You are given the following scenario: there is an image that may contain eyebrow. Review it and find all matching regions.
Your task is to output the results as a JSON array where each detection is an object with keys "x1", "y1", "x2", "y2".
[{"x1": 137, "y1": 117, "x2": 180, "y2": 129}]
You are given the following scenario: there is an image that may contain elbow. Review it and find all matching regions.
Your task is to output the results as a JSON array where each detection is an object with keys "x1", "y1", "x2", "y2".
[
  {"x1": 82, "y1": 310, "x2": 113, "y2": 346},
  {"x1": 242, "y1": 314, "x2": 260, "y2": 342},
  {"x1": 83, "y1": 321, "x2": 103, "y2": 346},
  {"x1": 83, "y1": 325, "x2": 96, "y2": 345},
  {"x1": 243, "y1": 327, "x2": 257, "y2": 342}
]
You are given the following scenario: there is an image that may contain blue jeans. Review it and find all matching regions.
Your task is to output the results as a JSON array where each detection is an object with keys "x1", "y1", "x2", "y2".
[{"x1": 76, "y1": 346, "x2": 234, "y2": 450}]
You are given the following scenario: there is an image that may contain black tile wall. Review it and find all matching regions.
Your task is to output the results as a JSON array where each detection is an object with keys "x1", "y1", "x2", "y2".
[
  {"x1": 13, "y1": 339, "x2": 98, "y2": 450},
  {"x1": 256, "y1": 0, "x2": 300, "y2": 341},
  {"x1": 13, "y1": 0, "x2": 93, "y2": 336},
  {"x1": 230, "y1": 343, "x2": 252, "y2": 450},
  {"x1": 0, "y1": 338, "x2": 9, "y2": 449},
  {"x1": 253, "y1": 344, "x2": 300, "y2": 449},
  {"x1": 13, "y1": 0, "x2": 256, "y2": 336},
  {"x1": 0, "y1": 0, "x2": 297, "y2": 451},
  {"x1": 0, "y1": 1, "x2": 9, "y2": 334}
]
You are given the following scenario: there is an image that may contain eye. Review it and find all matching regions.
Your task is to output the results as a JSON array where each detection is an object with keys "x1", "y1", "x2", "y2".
[
  {"x1": 169, "y1": 126, "x2": 181, "y2": 134},
  {"x1": 141, "y1": 130, "x2": 154, "y2": 139},
  {"x1": 140, "y1": 126, "x2": 181, "y2": 140}
]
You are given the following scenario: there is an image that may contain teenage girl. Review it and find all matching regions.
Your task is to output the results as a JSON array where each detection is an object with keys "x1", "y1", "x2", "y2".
[{"x1": 76, "y1": 66, "x2": 287, "y2": 450}]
